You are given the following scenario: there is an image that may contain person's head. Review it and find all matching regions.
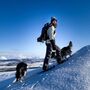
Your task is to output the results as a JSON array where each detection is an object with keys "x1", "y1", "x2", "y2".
[{"x1": 51, "y1": 17, "x2": 57, "y2": 28}]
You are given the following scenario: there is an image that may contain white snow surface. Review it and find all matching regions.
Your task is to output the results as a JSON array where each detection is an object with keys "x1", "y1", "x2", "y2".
[{"x1": 0, "y1": 45, "x2": 90, "y2": 90}]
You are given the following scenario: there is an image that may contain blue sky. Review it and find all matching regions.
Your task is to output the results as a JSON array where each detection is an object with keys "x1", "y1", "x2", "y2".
[{"x1": 0, "y1": 0, "x2": 90, "y2": 57}]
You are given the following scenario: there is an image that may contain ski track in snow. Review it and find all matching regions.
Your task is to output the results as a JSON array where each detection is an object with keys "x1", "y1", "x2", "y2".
[{"x1": 0, "y1": 45, "x2": 90, "y2": 90}]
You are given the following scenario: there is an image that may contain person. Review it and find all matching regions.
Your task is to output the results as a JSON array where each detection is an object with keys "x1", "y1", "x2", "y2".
[{"x1": 42, "y1": 17, "x2": 62, "y2": 71}]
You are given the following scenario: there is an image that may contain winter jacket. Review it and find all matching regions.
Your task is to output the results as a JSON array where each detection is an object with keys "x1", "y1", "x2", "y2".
[
  {"x1": 46, "y1": 25, "x2": 56, "y2": 50},
  {"x1": 46, "y1": 25, "x2": 56, "y2": 44}
]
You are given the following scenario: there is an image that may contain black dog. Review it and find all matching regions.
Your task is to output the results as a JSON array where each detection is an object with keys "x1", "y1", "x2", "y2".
[
  {"x1": 16, "y1": 62, "x2": 27, "y2": 82},
  {"x1": 61, "y1": 41, "x2": 73, "y2": 60}
]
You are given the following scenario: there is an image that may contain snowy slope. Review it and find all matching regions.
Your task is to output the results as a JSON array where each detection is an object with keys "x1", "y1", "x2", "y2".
[{"x1": 0, "y1": 45, "x2": 90, "y2": 90}]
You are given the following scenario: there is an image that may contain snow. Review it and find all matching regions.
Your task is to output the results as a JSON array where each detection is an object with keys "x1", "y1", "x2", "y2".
[
  {"x1": 0, "y1": 45, "x2": 90, "y2": 90},
  {"x1": 0, "y1": 56, "x2": 7, "y2": 60}
]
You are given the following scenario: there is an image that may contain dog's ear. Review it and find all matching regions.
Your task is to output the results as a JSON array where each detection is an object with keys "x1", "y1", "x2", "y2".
[{"x1": 69, "y1": 41, "x2": 73, "y2": 47}]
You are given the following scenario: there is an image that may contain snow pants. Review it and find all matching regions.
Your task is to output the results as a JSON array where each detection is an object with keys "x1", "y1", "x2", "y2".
[{"x1": 43, "y1": 43, "x2": 62, "y2": 65}]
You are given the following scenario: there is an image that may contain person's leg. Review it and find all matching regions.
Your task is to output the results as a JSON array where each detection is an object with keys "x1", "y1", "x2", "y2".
[
  {"x1": 51, "y1": 51, "x2": 56, "y2": 58},
  {"x1": 55, "y1": 45, "x2": 62, "y2": 64},
  {"x1": 43, "y1": 43, "x2": 52, "y2": 71}
]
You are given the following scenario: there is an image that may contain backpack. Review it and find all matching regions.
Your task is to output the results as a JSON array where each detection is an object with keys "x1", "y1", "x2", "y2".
[{"x1": 37, "y1": 23, "x2": 50, "y2": 42}]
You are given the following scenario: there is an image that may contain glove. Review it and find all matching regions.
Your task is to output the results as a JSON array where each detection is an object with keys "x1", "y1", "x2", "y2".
[
  {"x1": 50, "y1": 40, "x2": 56, "y2": 50},
  {"x1": 37, "y1": 37, "x2": 42, "y2": 42}
]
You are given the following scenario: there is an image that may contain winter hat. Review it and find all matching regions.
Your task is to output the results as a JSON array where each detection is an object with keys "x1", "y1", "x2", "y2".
[{"x1": 51, "y1": 17, "x2": 57, "y2": 22}]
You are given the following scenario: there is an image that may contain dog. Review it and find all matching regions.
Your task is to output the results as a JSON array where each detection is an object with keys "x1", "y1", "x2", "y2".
[
  {"x1": 16, "y1": 62, "x2": 27, "y2": 82},
  {"x1": 61, "y1": 41, "x2": 73, "y2": 60}
]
